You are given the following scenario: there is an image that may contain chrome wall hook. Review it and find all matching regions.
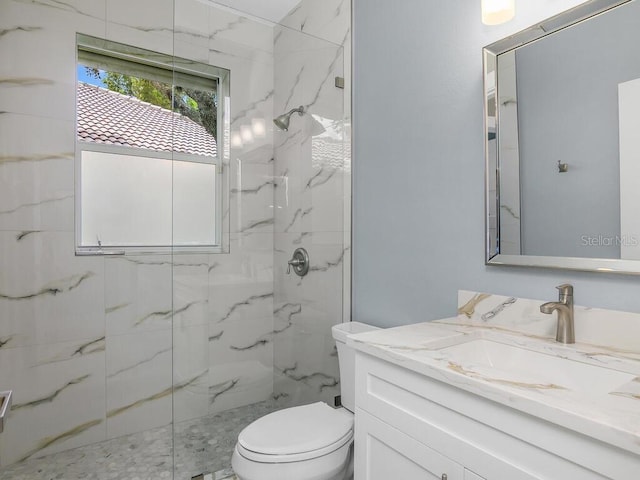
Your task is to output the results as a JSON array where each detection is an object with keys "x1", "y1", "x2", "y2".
[{"x1": 557, "y1": 160, "x2": 569, "y2": 173}]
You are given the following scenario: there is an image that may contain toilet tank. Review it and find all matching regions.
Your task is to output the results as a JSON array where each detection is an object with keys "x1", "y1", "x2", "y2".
[{"x1": 331, "y1": 322, "x2": 380, "y2": 412}]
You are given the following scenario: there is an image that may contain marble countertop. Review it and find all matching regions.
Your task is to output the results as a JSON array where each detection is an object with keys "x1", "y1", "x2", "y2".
[{"x1": 348, "y1": 318, "x2": 640, "y2": 456}]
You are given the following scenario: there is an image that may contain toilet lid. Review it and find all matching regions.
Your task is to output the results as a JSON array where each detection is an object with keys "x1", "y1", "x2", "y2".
[{"x1": 237, "y1": 402, "x2": 353, "y2": 457}]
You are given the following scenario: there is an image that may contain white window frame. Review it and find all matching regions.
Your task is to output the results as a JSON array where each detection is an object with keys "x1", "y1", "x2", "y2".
[{"x1": 75, "y1": 34, "x2": 230, "y2": 256}]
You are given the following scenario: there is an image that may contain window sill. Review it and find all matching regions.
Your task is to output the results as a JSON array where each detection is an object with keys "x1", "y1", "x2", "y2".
[{"x1": 75, "y1": 245, "x2": 227, "y2": 256}]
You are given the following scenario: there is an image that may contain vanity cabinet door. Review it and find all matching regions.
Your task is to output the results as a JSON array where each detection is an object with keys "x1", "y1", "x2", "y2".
[{"x1": 356, "y1": 409, "x2": 464, "y2": 480}]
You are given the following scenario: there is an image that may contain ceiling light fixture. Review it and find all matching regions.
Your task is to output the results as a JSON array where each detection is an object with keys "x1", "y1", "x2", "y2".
[{"x1": 482, "y1": 0, "x2": 515, "y2": 25}]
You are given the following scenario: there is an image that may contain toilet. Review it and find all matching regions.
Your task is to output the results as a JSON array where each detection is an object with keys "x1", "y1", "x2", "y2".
[{"x1": 231, "y1": 321, "x2": 379, "y2": 480}]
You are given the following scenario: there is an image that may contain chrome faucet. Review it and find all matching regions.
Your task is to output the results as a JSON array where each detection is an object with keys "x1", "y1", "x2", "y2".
[{"x1": 540, "y1": 284, "x2": 575, "y2": 344}]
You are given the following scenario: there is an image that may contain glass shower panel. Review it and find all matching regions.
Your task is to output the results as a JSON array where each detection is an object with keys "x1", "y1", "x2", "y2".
[
  {"x1": 169, "y1": 1, "x2": 346, "y2": 477},
  {"x1": 272, "y1": 26, "x2": 346, "y2": 410},
  {"x1": 0, "y1": 0, "x2": 177, "y2": 479},
  {"x1": 171, "y1": 1, "x2": 278, "y2": 477}
]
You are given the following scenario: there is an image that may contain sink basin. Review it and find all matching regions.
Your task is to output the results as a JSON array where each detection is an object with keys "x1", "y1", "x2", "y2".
[{"x1": 437, "y1": 339, "x2": 635, "y2": 394}]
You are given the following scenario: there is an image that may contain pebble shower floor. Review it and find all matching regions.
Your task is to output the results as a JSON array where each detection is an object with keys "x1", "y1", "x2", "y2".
[{"x1": 0, "y1": 400, "x2": 280, "y2": 480}]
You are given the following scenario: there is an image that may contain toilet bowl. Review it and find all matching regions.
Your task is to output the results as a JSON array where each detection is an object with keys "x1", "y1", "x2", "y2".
[{"x1": 231, "y1": 321, "x2": 379, "y2": 480}]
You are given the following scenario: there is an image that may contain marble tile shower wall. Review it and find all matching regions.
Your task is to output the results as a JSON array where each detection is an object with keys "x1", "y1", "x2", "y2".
[
  {"x1": 272, "y1": 0, "x2": 350, "y2": 407},
  {"x1": 279, "y1": 0, "x2": 353, "y2": 331},
  {"x1": 0, "y1": 0, "x2": 275, "y2": 467}
]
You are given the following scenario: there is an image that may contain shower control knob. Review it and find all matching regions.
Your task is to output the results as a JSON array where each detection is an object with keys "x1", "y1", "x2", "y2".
[{"x1": 287, "y1": 248, "x2": 309, "y2": 277}]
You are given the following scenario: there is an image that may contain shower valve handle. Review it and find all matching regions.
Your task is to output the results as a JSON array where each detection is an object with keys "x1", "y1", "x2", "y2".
[
  {"x1": 287, "y1": 258, "x2": 302, "y2": 273},
  {"x1": 287, "y1": 248, "x2": 309, "y2": 277}
]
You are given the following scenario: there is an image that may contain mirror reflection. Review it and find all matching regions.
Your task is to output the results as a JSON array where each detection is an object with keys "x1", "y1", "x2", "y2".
[{"x1": 486, "y1": 0, "x2": 640, "y2": 272}]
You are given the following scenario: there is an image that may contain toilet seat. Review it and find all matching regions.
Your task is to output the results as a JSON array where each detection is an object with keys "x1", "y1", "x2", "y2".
[
  {"x1": 236, "y1": 402, "x2": 354, "y2": 464},
  {"x1": 237, "y1": 430, "x2": 353, "y2": 463}
]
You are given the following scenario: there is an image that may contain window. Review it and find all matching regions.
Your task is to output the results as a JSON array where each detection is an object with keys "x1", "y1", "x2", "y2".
[{"x1": 75, "y1": 34, "x2": 230, "y2": 254}]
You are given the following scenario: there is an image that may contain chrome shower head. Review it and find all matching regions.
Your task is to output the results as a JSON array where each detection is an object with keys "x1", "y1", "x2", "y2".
[{"x1": 273, "y1": 106, "x2": 305, "y2": 131}]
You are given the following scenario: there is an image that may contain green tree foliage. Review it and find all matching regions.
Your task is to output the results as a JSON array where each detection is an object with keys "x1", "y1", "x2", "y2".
[
  {"x1": 173, "y1": 85, "x2": 218, "y2": 139},
  {"x1": 84, "y1": 67, "x2": 217, "y2": 139}
]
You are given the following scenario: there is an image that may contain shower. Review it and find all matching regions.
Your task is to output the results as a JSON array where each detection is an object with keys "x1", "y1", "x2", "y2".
[
  {"x1": 0, "y1": 0, "x2": 348, "y2": 477},
  {"x1": 273, "y1": 105, "x2": 305, "y2": 131}
]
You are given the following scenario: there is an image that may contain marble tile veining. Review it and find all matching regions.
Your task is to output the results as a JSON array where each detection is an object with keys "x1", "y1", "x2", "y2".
[
  {"x1": 349, "y1": 290, "x2": 640, "y2": 457},
  {"x1": 610, "y1": 377, "x2": 640, "y2": 401},
  {"x1": 1, "y1": 0, "x2": 350, "y2": 471},
  {"x1": 453, "y1": 290, "x2": 640, "y2": 355}
]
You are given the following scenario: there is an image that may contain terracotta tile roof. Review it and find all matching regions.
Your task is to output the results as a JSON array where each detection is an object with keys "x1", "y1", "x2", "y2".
[
  {"x1": 77, "y1": 82, "x2": 217, "y2": 157},
  {"x1": 312, "y1": 136, "x2": 345, "y2": 171}
]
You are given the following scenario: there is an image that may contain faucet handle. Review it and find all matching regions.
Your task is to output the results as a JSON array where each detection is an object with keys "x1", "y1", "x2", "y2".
[
  {"x1": 556, "y1": 284, "x2": 573, "y2": 304},
  {"x1": 555, "y1": 284, "x2": 573, "y2": 296}
]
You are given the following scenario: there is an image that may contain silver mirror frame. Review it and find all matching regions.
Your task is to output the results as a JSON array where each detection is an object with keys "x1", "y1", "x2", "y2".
[{"x1": 484, "y1": 0, "x2": 640, "y2": 275}]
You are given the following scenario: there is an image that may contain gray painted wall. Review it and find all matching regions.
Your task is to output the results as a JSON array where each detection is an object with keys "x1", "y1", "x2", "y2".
[
  {"x1": 352, "y1": 0, "x2": 640, "y2": 328},
  {"x1": 516, "y1": 1, "x2": 640, "y2": 258}
]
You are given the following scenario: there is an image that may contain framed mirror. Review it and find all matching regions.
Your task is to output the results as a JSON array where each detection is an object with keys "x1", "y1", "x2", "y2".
[{"x1": 484, "y1": 0, "x2": 640, "y2": 274}]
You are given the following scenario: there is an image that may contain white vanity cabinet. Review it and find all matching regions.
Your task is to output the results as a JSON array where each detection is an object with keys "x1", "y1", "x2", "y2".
[
  {"x1": 354, "y1": 351, "x2": 635, "y2": 480},
  {"x1": 357, "y1": 408, "x2": 467, "y2": 480}
]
